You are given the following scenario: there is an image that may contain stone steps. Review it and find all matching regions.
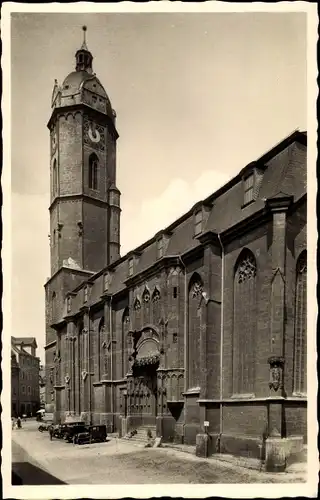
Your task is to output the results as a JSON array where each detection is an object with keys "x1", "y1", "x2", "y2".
[{"x1": 123, "y1": 425, "x2": 156, "y2": 445}]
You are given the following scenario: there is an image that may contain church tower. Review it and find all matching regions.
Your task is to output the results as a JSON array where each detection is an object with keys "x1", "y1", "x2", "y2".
[
  {"x1": 48, "y1": 26, "x2": 120, "y2": 275},
  {"x1": 45, "y1": 28, "x2": 120, "y2": 367}
]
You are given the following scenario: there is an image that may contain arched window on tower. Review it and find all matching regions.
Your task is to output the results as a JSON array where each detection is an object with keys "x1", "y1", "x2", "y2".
[
  {"x1": 52, "y1": 159, "x2": 58, "y2": 195},
  {"x1": 293, "y1": 250, "x2": 307, "y2": 395},
  {"x1": 233, "y1": 249, "x2": 257, "y2": 396},
  {"x1": 89, "y1": 154, "x2": 98, "y2": 190}
]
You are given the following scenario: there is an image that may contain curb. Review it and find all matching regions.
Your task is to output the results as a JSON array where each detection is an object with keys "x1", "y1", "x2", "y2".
[{"x1": 161, "y1": 443, "x2": 307, "y2": 477}]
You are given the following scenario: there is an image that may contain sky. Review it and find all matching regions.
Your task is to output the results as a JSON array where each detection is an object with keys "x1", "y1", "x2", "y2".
[{"x1": 10, "y1": 11, "x2": 307, "y2": 362}]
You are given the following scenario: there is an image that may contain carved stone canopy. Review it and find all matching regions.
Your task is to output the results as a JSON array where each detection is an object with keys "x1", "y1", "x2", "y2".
[
  {"x1": 268, "y1": 356, "x2": 285, "y2": 392},
  {"x1": 268, "y1": 356, "x2": 285, "y2": 368},
  {"x1": 134, "y1": 354, "x2": 160, "y2": 367}
]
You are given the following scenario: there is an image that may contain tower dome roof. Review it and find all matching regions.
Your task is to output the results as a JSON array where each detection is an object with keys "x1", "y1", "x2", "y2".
[
  {"x1": 54, "y1": 27, "x2": 114, "y2": 118},
  {"x1": 62, "y1": 71, "x2": 107, "y2": 99}
]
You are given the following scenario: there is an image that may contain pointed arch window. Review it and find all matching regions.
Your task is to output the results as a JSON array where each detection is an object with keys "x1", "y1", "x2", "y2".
[
  {"x1": 188, "y1": 273, "x2": 203, "y2": 389},
  {"x1": 233, "y1": 250, "x2": 257, "y2": 395},
  {"x1": 52, "y1": 291, "x2": 57, "y2": 320},
  {"x1": 122, "y1": 308, "x2": 130, "y2": 378},
  {"x1": 293, "y1": 251, "x2": 307, "y2": 395},
  {"x1": 52, "y1": 159, "x2": 58, "y2": 195},
  {"x1": 98, "y1": 317, "x2": 105, "y2": 380},
  {"x1": 89, "y1": 154, "x2": 98, "y2": 190}
]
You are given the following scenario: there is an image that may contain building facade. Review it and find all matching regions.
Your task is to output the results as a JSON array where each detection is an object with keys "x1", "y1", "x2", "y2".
[
  {"x1": 45, "y1": 30, "x2": 307, "y2": 469},
  {"x1": 39, "y1": 364, "x2": 46, "y2": 409},
  {"x1": 11, "y1": 337, "x2": 41, "y2": 417}
]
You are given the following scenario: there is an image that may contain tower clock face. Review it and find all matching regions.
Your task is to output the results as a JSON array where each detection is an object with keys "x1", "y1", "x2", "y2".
[
  {"x1": 88, "y1": 125, "x2": 101, "y2": 143},
  {"x1": 84, "y1": 118, "x2": 105, "y2": 151}
]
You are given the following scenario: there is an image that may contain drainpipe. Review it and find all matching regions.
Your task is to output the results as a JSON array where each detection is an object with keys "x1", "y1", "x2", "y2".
[
  {"x1": 178, "y1": 256, "x2": 187, "y2": 393},
  {"x1": 217, "y1": 233, "x2": 224, "y2": 451},
  {"x1": 109, "y1": 294, "x2": 114, "y2": 432},
  {"x1": 88, "y1": 305, "x2": 92, "y2": 425}
]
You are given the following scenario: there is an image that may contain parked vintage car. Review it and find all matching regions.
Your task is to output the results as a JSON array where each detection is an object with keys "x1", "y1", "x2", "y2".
[
  {"x1": 73, "y1": 425, "x2": 107, "y2": 445},
  {"x1": 48, "y1": 422, "x2": 84, "y2": 440},
  {"x1": 63, "y1": 422, "x2": 88, "y2": 442}
]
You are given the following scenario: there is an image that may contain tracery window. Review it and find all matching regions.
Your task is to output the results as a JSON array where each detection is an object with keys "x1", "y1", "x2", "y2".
[
  {"x1": 237, "y1": 253, "x2": 256, "y2": 283},
  {"x1": 188, "y1": 274, "x2": 203, "y2": 389},
  {"x1": 233, "y1": 250, "x2": 257, "y2": 395},
  {"x1": 293, "y1": 251, "x2": 307, "y2": 394},
  {"x1": 89, "y1": 154, "x2": 98, "y2": 190}
]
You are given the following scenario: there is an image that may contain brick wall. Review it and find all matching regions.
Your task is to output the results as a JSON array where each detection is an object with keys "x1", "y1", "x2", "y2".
[
  {"x1": 58, "y1": 112, "x2": 83, "y2": 195},
  {"x1": 56, "y1": 199, "x2": 83, "y2": 270},
  {"x1": 83, "y1": 200, "x2": 108, "y2": 271}
]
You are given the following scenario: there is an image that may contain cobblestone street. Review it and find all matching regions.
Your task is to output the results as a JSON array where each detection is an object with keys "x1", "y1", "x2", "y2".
[{"x1": 11, "y1": 420, "x2": 306, "y2": 485}]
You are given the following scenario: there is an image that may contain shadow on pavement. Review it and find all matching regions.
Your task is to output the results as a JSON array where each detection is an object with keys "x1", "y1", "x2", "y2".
[{"x1": 12, "y1": 462, "x2": 66, "y2": 485}]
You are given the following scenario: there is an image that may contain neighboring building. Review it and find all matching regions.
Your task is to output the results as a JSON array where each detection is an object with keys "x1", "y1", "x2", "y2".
[
  {"x1": 11, "y1": 337, "x2": 40, "y2": 416},
  {"x1": 45, "y1": 28, "x2": 307, "y2": 470},
  {"x1": 39, "y1": 364, "x2": 46, "y2": 408},
  {"x1": 11, "y1": 351, "x2": 20, "y2": 417}
]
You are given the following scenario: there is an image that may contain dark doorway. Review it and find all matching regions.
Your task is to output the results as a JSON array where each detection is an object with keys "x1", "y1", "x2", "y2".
[{"x1": 132, "y1": 362, "x2": 158, "y2": 424}]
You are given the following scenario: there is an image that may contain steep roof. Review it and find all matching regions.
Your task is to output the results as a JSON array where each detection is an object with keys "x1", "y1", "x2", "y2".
[
  {"x1": 12, "y1": 336, "x2": 38, "y2": 348},
  {"x1": 118, "y1": 129, "x2": 307, "y2": 270},
  {"x1": 64, "y1": 129, "x2": 307, "y2": 309}
]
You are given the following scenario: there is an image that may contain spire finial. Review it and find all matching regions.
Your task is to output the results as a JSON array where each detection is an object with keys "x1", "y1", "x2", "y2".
[
  {"x1": 76, "y1": 25, "x2": 93, "y2": 73},
  {"x1": 81, "y1": 25, "x2": 88, "y2": 50}
]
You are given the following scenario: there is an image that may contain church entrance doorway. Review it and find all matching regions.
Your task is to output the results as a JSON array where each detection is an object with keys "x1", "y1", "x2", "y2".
[
  {"x1": 131, "y1": 362, "x2": 158, "y2": 426},
  {"x1": 127, "y1": 327, "x2": 160, "y2": 428}
]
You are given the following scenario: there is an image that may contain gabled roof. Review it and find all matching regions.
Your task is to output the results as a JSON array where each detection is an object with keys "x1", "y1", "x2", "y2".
[{"x1": 12, "y1": 336, "x2": 38, "y2": 348}]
